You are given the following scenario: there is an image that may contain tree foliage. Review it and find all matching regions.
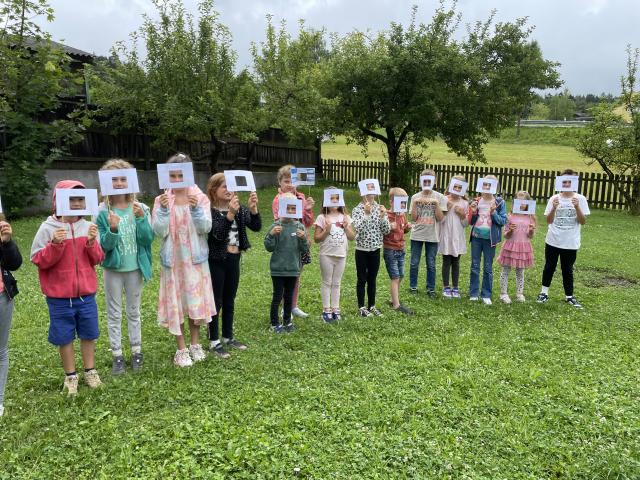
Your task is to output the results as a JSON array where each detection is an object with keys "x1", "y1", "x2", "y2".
[
  {"x1": 577, "y1": 46, "x2": 640, "y2": 215},
  {"x1": 0, "y1": 0, "x2": 81, "y2": 216},
  {"x1": 88, "y1": 0, "x2": 264, "y2": 172}
]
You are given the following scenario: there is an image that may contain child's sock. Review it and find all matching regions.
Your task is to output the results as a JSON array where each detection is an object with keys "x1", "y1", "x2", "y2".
[
  {"x1": 65, "y1": 371, "x2": 77, "y2": 377},
  {"x1": 210, "y1": 340, "x2": 221, "y2": 349},
  {"x1": 541, "y1": 286, "x2": 549, "y2": 295},
  {"x1": 112, "y1": 349, "x2": 123, "y2": 357},
  {"x1": 566, "y1": 295, "x2": 573, "y2": 299}
]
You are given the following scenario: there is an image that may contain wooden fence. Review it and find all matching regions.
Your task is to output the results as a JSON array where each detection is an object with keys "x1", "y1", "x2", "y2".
[{"x1": 321, "y1": 158, "x2": 634, "y2": 210}]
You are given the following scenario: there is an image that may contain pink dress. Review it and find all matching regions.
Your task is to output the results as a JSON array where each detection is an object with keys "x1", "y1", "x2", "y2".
[
  {"x1": 158, "y1": 205, "x2": 216, "y2": 335},
  {"x1": 497, "y1": 214, "x2": 534, "y2": 268}
]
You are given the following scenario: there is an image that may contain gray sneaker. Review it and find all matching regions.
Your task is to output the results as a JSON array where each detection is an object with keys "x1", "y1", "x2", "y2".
[
  {"x1": 394, "y1": 304, "x2": 414, "y2": 315},
  {"x1": 131, "y1": 352, "x2": 144, "y2": 373},
  {"x1": 112, "y1": 355, "x2": 126, "y2": 375}
]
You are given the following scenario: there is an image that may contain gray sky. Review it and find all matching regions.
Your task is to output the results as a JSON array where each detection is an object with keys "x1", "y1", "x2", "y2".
[{"x1": 41, "y1": 0, "x2": 640, "y2": 95}]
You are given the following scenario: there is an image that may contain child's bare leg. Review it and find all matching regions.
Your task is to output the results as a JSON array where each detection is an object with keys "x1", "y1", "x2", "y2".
[
  {"x1": 390, "y1": 278, "x2": 400, "y2": 308},
  {"x1": 80, "y1": 339, "x2": 96, "y2": 370},
  {"x1": 59, "y1": 343, "x2": 76, "y2": 373},
  {"x1": 176, "y1": 322, "x2": 187, "y2": 350},
  {"x1": 189, "y1": 319, "x2": 200, "y2": 345}
]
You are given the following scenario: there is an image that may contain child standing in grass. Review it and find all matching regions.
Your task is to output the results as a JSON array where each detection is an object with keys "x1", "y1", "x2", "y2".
[
  {"x1": 0, "y1": 218, "x2": 22, "y2": 416},
  {"x1": 271, "y1": 165, "x2": 315, "y2": 319},
  {"x1": 467, "y1": 175, "x2": 507, "y2": 305},
  {"x1": 352, "y1": 191, "x2": 391, "y2": 317},
  {"x1": 206, "y1": 173, "x2": 261, "y2": 358},
  {"x1": 314, "y1": 188, "x2": 355, "y2": 323},
  {"x1": 439, "y1": 175, "x2": 469, "y2": 299},
  {"x1": 265, "y1": 193, "x2": 309, "y2": 333},
  {"x1": 383, "y1": 187, "x2": 413, "y2": 315},
  {"x1": 96, "y1": 159, "x2": 154, "y2": 375},
  {"x1": 497, "y1": 191, "x2": 537, "y2": 304},
  {"x1": 409, "y1": 169, "x2": 448, "y2": 297},
  {"x1": 152, "y1": 154, "x2": 216, "y2": 367},
  {"x1": 537, "y1": 169, "x2": 590, "y2": 309},
  {"x1": 31, "y1": 180, "x2": 105, "y2": 395}
]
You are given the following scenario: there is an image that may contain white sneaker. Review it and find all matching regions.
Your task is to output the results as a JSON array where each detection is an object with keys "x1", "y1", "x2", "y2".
[
  {"x1": 469, "y1": 297, "x2": 479, "y2": 301},
  {"x1": 515, "y1": 294, "x2": 526, "y2": 302},
  {"x1": 174, "y1": 348, "x2": 193, "y2": 368},
  {"x1": 63, "y1": 374, "x2": 79, "y2": 396},
  {"x1": 291, "y1": 307, "x2": 309, "y2": 318},
  {"x1": 189, "y1": 344, "x2": 207, "y2": 362},
  {"x1": 482, "y1": 298, "x2": 493, "y2": 305},
  {"x1": 499, "y1": 294, "x2": 512, "y2": 305}
]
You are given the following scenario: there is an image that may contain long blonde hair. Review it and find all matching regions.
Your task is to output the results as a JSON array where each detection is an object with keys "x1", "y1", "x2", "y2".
[{"x1": 99, "y1": 158, "x2": 136, "y2": 204}]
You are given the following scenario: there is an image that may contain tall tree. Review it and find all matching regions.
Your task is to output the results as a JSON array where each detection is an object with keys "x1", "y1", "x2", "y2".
[
  {"x1": 0, "y1": 0, "x2": 81, "y2": 216},
  {"x1": 88, "y1": 0, "x2": 264, "y2": 173},
  {"x1": 577, "y1": 47, "x2": 640, "y2": 215}
]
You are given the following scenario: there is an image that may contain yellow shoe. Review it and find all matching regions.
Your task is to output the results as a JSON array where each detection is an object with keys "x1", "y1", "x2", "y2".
[
  {"x1": 84, "y1": 369, "x2": 102, "y2": 389},
  {"x1": 63, "y1": 375, "x2": 78, "y2": 396}
]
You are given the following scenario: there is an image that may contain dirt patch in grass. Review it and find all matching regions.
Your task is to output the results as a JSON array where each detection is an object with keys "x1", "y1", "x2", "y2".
[{"x1": 578, "y1": 266, "x2": 639, "y2": 288}]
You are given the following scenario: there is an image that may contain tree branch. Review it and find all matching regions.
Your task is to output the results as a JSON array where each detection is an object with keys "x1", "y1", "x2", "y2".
[
  {"x1": 360, "y1": 126, "x2": 388, "y2": 143},
  {"x1": 595, "y1": 155, "x2": 635, "y2": 206},
  {"x1": 395, "y1": 123, "x2": 411, "y2": 150}
]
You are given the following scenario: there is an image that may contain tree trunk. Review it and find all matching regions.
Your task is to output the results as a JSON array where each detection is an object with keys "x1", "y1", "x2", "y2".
[
  {"x1": 386, "y1": 140, "x2": 399, "y2": 188},
  {"x1": 208, "y1": 135, "x2": 223, "y2": 174},
  {"x1": 516, "y1": 115, "x2": 522, "y2": 138}
]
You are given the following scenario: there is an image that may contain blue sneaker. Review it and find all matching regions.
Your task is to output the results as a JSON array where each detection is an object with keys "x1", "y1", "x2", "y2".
[
  {"x1": 443, "y1": 287, "x2": 453, "y2": 298},
  {"x1": 452, "y1": 288, "x2": 461, "y2": 299},
  {"x1": 284, "y1": 322, "x2": 296, "y2": 333},
  {"x1": 271, "y1": 325, "x2": 286, "y2": 334},
  {"x1": 322, "y1": 312, "x2": 335, "y2": 324},
  {"x1": 332, "y1": 311, "x2": 342, "y2": 321}
]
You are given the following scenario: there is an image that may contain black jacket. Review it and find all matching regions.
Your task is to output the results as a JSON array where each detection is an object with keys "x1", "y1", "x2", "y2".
[
  {"x1": 0, "y1": 239, "x2": 23, "y2": 299},
  {"x1": 208, "y1": 206, "x2": 262, "y2": 261}
]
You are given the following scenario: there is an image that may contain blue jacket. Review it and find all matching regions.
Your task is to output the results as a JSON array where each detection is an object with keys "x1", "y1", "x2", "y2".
[{"x1": 468, "y1": 196, "x2": 508, "y2": 247}]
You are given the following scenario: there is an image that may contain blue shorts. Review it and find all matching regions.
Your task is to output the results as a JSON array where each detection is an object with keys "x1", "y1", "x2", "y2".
[
  {"x1": 47, "y1": 294, "x2": 99, "y2": 346},
  {"x1": 383, "y1": 248, "x2": 406, "y2": 280}
]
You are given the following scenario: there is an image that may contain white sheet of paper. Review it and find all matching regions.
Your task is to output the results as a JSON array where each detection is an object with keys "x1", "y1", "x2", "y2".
[
  {"x1": 358, "y1": 178, "x2": 381, "y2": 196},
  {"x1": 99, "y1": 168, "x2": 140, "y2": 196},
  {"x1": 55, "y1": 189, "x2": 100, "y2": 217},
  {"x1": 157, "y1": 162, "x2": 195, "y2": 189},
  {"x1": 393, "y1": 195, "x2": 409, "y2": 213},
  {"x1": 555, "y1": 175, "x2": 579, "y2": 192},
  {"x1": 476, "y1": 177, "x2": 498, "y2": 194},
  {"x1": 448, "y1": 179, "x2": 469, "y2": 197},
  {"x1": 224, "y1": 170, "x2": 256, "y2": 192},
  {"x1": 278, "y1": 198, "x2": 303, "y2": 219},
  {"x1": 420, "y1": 175, "x2": 436, "y2": 191},
  {"x1": 291, "y1": 167, "x2": 316, "y2": 186},
  {"x1": 323, "y1": 188, "x2": 345, "y2": 207},
  {"x1": 512, "y1": 199, "x2": 536, "y2": 215},
  {"x1": 0, "y1": 195, "x2": 3, "y2": 214}
]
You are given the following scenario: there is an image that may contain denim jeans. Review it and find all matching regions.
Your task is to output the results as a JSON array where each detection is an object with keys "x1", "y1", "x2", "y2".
[
  {"x1": 0, "y1": 291, "x2": 14, "y2": 406},
  {"x1": 469, "y1": 237, "x2": 496, "y2": 299},
  {"x1": 409, "y1": 240, "x2": 438, "y2": 291},
  {"x1": 383, "y1": 248, "x2": 406, "y2": 279}
]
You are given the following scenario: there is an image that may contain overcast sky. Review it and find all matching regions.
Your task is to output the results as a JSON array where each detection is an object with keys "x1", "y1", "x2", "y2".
[{"x1": 40, "y1": 0, "x2": 640, "y2": 95}]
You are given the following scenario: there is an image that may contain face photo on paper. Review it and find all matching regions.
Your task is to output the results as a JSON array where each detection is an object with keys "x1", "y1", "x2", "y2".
[
  {"x1": 291, "y1": 167, "x2": 316, "y2": 186},
  {"x1": 555, "y1": 175, "x2": 579, "y2": 192},
  {"x1": 358, "y1": 178, "x2": 381, "y2": 196},
  {"x1": 448, "y1": 179, "x2": 469, "y2": 197},
  {"x1": 157, "y1": 162, "x2": 195, "y2": 189},
  {"x1": 99, "y1": 168, "x2": 140, "y2": 196},
  {"x1": 393, "y1": 195, "x2": 409, "y2": 213},
  {"x1": 476, "y1": 177, "x2": 498, "y2": 194},
  {"x1": 278, "y1": 198, "x2": 303, "y2": 219},
  {"x1": 56, "y1": 189, "x2": 100, "y2": 217},
  {"x1": 513, "y1": 199, "x2": 536, "y2": 215},
  {"x1": 224, "y1": 170, "x2": 256, "y2": 192},
  {"x1": 323, "y1": 188, "x2": 345, "y2": 207},
  {"x1": 420, "y1": 175, "x2": 435, "y2": 191}
]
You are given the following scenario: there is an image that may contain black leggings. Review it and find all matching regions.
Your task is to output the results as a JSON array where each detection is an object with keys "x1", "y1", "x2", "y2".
[
  {"x1": 442, "y1": 255, "x2": 461, "y2": 288},
  {"x1": 270, "y1": 276, "x2": 297, "y2": 326},
  {"x1": 208, "y1": 254, "x2": 241, "y2": 341},
  {"x1": 542, "y1": 243, "x2": 577, "y2": 296},
  {"x1": 355, "y1": 249, "x2": 381, "y2": 308}
]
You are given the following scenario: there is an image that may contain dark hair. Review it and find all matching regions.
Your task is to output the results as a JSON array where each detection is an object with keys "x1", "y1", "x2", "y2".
[{"x1": 561, "y1": 168, "x2": 578, "y2": 176}]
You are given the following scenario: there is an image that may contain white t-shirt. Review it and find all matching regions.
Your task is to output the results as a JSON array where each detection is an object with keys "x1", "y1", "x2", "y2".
[
  {"x1": 315, "y1": 213, "x2": 351, "y2": 257},
  {"x1": 544, "y1": 193, "x2": 590, "y2": 250},
  {"x1": 409, "y1": 190, "x2": 448, "y2": 242}
]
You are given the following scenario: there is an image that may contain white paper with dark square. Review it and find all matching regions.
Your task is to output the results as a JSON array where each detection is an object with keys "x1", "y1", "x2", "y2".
[
  {"x1": 99, "y1": 168, "x2": 140, "y2": 196},
  {"x1": 292, "y1": 167, "x2": 316, "y2": 186},
  {"x1": 393, "y1": 195, "x2": 409, "y2": 213},
  {"x1": 56, "y1": 188, "x2": 99, "y2": 217},
  {"x1": 358, "y1": 178, "x2": 381, "y2": 196},
  {"x1": 323, "y1": 188, "x2": 345, "y2": 207},
  {"x1": 513, "y1": 199, "x2": 536, "y2": 215},
  {"x1": 224, "y1": 170, "x2": 256, "y2": 192},
  {"x1": 475, "y1": 177, "x2": 498, "y2": 194},
  {"x1": 555, "y1": 175, "x2": 579, "y2": 192},
  {"x1": 278, "y1": 198, "x2": 303, "y2": 219},
  {"x1": 420, "y1": 175, "x2": 436, "y2": 191},
  {"x1": 157, "y1": 162, "x2": 195, "y2": 189},
  {"x1": 448, "y1": 179, "x2": 469, "y2": 197}
]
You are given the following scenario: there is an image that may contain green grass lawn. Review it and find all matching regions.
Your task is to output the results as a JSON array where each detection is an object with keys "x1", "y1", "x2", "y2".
[
  {"x1": 322, "y1": 130, "x2": 601, "y2": 173},
  {"x1": 1, "y1": 186, "x2": 639, "y2": 478}
]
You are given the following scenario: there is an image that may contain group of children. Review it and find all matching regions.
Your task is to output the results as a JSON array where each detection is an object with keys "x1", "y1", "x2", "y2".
[{"x1": 0, "y1": 160, "x2": 589, "y2": 412}]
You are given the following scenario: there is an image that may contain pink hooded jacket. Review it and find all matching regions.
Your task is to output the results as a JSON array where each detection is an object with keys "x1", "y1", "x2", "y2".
[{"x1": 30, "y1": 180, "x2": 105, "y2": 298}]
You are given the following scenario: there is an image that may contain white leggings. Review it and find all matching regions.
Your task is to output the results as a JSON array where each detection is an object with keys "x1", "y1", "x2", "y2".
[
  {"x1": 500, "y1": 266, "x2": 525, "y2": 295},
  {"x1": 319, "y1": 255, "x2": 346, "y2": 310}
]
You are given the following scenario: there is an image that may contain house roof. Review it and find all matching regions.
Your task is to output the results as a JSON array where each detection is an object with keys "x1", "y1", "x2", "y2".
[{"x1": 21, "y1": 37, "x2": 95, "y2": 60}]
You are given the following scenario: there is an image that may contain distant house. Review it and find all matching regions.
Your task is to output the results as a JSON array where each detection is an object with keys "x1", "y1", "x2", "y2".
[{"x1": 573, "y1": 112, "x2": 593, "y2": 122}]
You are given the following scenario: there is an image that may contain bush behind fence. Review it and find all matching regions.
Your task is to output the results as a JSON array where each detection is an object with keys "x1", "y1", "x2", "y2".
[{"x1": 322, "y1": 158, "x2": 633, "y2": 210}]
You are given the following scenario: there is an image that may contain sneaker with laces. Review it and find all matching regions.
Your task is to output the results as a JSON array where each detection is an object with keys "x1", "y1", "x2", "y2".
[
  {"x1": 452, "y1": 288, "x2": 461, "y2": 299},
  {"x1": 332, "y1": 311, "x2": 342, "y2": 321},
  {"x1": 426, "y1": 290, "x2": 436, "y2": 298},
  {"x1": 189, "y1": 344, "x2": 207, "y2": 362},
  {"x1": 359, "y1": 307, "x2": 372, "y2": 317},
  {"x1": 536, "y1": 292, "x2": 549, "y2": 303},
  {"x1": 394, "y1": 304, "x2": 414, "y2": 315},
  {"x1": 565, "y1": 296, "x2": 583, "y2": 309},
  {"x1": 174, "y1": 348, "x2": 193, "y2": 367},
  {"x1": 291, "y1": 307, "x2": 309, "y2": 318},
  {"x1": 481, "y1": 298, "x2": 493, "y2": 305},
  {"x1": 321, "y1": 312, "x2": 335, "y2": 323},
  {"x1": 284, "y1": 322, "x2": 296, "y2": 332},
  {"x1": 469, "y1": 296, "x2": 479, "y2": 301},
  {"x1": 223, "y1": 338, "x2": 248, "y2": 351},
  {"x1": 111, "y1": 355, "x2": 126, "y2": 375},
  {"x1": 443, "y1": 287, "x2": 453, "y2": 298},
  {"x1": 63, "y1": 375, "x2": 78, "y2": 396},
  {"x1": 499, "y1": 294, "x2": 512, "y2": 305},
  {"x1": 368, "y1": 306, "x2": 383, "y2": 317},
  {"x1": 209, "y1": 342, "x2": 230, "y2": 359},
  {"x1": 271, "y1": 324, "x2": 286, "y2": 334},
  {"x1": 408, "y1": 288, "x2": 418, "y2": 295},
  {"x1": 515, "y1": 294, "x2": 526, "y2": 302},
  {"x1": 84, "y1": 369, "x2": 102, "y2": 388},
  {"x1": 131, "y1": 352, "x2": 144, "y2": 373}
]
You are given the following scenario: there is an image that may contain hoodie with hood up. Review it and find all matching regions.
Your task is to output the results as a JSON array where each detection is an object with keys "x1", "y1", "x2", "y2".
[{"x1": 30, "y1": 180, "x2": 105, "y2": 298}]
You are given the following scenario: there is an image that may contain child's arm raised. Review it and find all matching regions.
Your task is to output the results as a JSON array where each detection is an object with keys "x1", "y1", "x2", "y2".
[
  {"x1": 190, "y1": 194, "x2": 212, "y2": 234},
  {"x1": 264, "y1": 222, "x2": 281, "y2": 252},
  {"x1": 296, "y1": 224, "x2": 310, "y2": 252},
  {"x1": 134, "y1": 202, "x2": 154, "y2": 247},
  {"x1": 545, "y1": 195, "x2": 559, "y2": 225},
  {"x1": 151, "y1": 194, "x2": 170, "y2": 238},
  {"x1": 30, "y1": 224, "x2": 66, "y2": 269},
  {"x1": 96, "y1": 209, "x2": 119, "y2": 252},
  {"x1": 245, "y1": 193, "x2": 262, "y2": 232},
  {"x1": 85, "y1": 223, "x2": 105, "y2": 266},
  {"x1": 491, "y1": 199, "x2": 508, "y2": 226}
]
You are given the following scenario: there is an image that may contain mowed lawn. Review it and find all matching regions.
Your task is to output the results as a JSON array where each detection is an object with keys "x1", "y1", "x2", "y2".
[
  {"x1": 322, "y1": 134, "x2": 601, "y2": 173},
  {"x1": 1, "y1": 186, "x2": 639, "y2": 479}
]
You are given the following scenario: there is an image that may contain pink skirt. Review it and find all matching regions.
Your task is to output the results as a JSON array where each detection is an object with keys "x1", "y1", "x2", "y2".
[{"x1": 497, "y1": 240, "x2": 534, "y2": 268}]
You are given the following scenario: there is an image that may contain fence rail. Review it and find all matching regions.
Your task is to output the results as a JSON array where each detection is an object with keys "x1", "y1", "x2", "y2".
[{"x1": 321, "y1": 158, "x2": 632, "y2": 210}]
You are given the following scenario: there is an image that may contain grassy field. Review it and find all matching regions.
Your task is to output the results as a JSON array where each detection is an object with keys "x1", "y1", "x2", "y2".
[
  {"x1": 1, "y1": 186, "x2": 639, "y2": 478},
  {"x1": 322, "y1": 128, "x2": 601, "y2": 173}
]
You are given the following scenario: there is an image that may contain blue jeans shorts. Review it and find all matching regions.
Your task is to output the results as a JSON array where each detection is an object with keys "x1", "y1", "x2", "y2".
[
  {"x1": 47, "y1": 294, "x2": 99, "y2": 346},
  {"x1": 383, "y1": 248, "x2": 406, "y2": 280}
]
